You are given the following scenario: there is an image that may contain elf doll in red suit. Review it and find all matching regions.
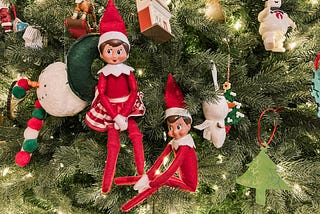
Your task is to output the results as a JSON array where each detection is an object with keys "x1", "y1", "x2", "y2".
[
  {"x1": 114, "y1": 73, "x2": 198, "y2": 212},
  {"x1": 85, "y1": 0, "x2": 146, "y2": 194}
]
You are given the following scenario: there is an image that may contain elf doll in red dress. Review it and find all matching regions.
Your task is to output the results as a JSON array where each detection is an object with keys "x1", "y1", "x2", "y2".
[
  {"x1": 85, "y1": 0, "x2": 146, "y2": 194},
  {"x1": 114, "y1": 73, "x2": 198, "y2": 212}
]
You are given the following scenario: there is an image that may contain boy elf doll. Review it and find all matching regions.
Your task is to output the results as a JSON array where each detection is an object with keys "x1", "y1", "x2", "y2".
[
  {"x1": 115, "y1": 73, "x2": 198, "y2": 212},
  {"x1": 85, "y1": 0, "x2": 145, "y2": 194}
]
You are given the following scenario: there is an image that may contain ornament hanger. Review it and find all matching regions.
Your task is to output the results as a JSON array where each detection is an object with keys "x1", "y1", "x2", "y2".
[{"x1": 257, "y1": 106, "x2": 285, "y2": 147}]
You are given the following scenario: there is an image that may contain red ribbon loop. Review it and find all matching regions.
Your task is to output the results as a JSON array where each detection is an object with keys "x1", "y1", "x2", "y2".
[{"x1": 257, "y1": 107, "x2": 285, "y2": 147}]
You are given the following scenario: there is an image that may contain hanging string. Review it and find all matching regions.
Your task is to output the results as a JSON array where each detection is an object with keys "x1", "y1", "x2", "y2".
[
  {"x1": 257, "y1": 106, "x2": 285, "y2": 147},
  {"x1": 225, "y1": 39, "x2": 231, "y2": 83}
]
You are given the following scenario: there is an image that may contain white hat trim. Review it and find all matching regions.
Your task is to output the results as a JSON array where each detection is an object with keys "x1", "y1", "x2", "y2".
[
  {"x1": 165, "y1": 107, "x2": 192, "y2": 119},
  {"x1": 98, "y1": 31, "x2": 130, "y2": 50}
]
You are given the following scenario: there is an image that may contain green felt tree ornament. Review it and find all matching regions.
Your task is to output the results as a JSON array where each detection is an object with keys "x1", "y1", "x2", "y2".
[{"x1": 236, "y1": 107, "x2": 291, "y2": 206}]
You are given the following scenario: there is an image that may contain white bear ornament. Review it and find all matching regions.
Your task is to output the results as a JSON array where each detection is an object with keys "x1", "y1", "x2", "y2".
[
  {"x1": 258, "y1": 0, "x2": 296, "y2": 52},
  {"x1": 194, "y1": 95, "x2": 229, "y2": 148}
]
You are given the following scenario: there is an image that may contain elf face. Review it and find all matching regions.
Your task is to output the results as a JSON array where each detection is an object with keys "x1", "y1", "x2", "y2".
[
  {"x1": 167, "y1": 117, "x2": 191, "y2": 140},
  {"x1": 100, "y1": 44, "x2": 127, "y2": 65}
]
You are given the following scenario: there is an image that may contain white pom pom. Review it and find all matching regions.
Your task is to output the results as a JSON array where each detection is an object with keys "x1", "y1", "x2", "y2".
[{"x1": 24, "y1": 127, "x2": 39, "y2": 139}]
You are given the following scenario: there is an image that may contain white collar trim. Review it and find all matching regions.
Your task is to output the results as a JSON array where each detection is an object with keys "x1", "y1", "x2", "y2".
[
  {"x1": 170, "y1": 134, "x2": 195, "y2": 150},
  {"x1": 98, "y1": 64, "x2": 134, "y2": 77}
]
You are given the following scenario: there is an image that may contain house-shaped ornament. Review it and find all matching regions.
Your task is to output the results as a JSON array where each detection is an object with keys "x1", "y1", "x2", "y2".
[{"x1": 136, "y1": 0, "x2": 174, "y2": 44}]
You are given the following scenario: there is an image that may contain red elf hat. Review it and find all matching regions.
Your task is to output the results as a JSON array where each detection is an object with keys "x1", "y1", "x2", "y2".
[
  {"x1": 98, "y1": 0, "x2": 130, "y2": 50},
  {"x1": 165, "y1": 73, "x2": 192, "y2": 120}
]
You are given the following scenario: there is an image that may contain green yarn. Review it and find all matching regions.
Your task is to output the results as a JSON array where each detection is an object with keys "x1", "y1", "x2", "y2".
[
  {"x1": 22, "y1": 139, "x2": 38, "y2": 153},
  {"x1": 12, "y1": 86, "x2": 26, "y2": 99},
  {"x1": 32, "y1": 108, "x2": 47, "y2": 120}
]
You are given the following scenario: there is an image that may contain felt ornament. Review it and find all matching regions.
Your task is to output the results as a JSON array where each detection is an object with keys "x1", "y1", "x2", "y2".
[
  {"x1": 258, "y1": 0, "x2": 296, "y2": 52},
  {"x1": 64, "y1": 0, "x2": 97, "y2": 39},
  {"x1": 136, "y1": 0, "x2": 174, "y2": 44},
  {"x1": 85, "y1": 0, "x2": 146, "y2": 194},
  {"x1": 311, "y1": 54, "x2": 320, "y2": 118},
  {"x1": 194, "y1": 63, "x2": 229, "y2": 148},
  {"x1": 0, "y1": 1, "x2": 12, "y2": 33},
  {"x1": 236, "y1": 107, "x2": 291, "y2": 206},
  {"x1": 114, "y1": 73, "x2": 198, "y2": 212},
  {"x1": 66, "y1": 33, "x2": 99, "y2": 102},
  {"x1": 223, "y1": 82, "x2": 245, "y2": 128},
  {"x1": 12, "y1": 62, "x2": 88, "y2": 167}
]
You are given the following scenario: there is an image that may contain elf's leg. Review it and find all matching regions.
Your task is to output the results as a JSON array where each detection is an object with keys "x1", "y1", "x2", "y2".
[
  {"x1": 114, "y1": 175, "x2": 142, "y2": 186},
  {"x1": 101, "y1": 126, "x2": 120, "y2": 194},
  {"x1": 127, "y1": 118, "x2": 145, "y2": 175},
  {"x1": 121, "y1": 187, "x2": 159, "y2": 212},
  {"x1": 164, "y1": 176, "x2": 197, "y2": 192}
]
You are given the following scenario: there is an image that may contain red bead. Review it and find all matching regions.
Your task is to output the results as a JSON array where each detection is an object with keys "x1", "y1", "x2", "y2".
[
  {"x1": 15, "y1": 151, "x2": 31, "y2": 167},
  {"x1": 27, "y1": 118, "x2": 43, "y2": 131},
  {"x1": 17, "y1": 78, "x2": 29, "y2": 91}
]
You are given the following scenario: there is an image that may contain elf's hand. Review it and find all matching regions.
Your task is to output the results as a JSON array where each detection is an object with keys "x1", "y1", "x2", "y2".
[
  {"x1": 134, "y1": 174, "x2": 151, "y2": 193},
  {"x1": 114, "y1": 114, "x2": 128, "y2": 131}
]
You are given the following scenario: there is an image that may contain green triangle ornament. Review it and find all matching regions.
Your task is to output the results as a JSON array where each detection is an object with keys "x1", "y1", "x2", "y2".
[{"x1": 236, "y1": 146, "x2": 291, "y2": 205}]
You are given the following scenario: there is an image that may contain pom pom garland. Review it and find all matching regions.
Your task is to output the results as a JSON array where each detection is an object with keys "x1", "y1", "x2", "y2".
[{"x1": 15, "y1": 100, "x2": 46, "y2": 167}]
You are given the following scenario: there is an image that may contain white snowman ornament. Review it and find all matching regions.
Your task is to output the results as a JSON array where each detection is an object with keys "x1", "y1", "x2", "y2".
[
  {"x1": 36, "y1": 62, "x2": 87, "y2": 117},
  {"x1": 258, "y1": 0, "x2": 296, "y2": 52}
]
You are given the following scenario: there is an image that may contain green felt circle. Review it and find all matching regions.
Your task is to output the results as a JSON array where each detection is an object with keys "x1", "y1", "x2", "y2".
[
  {"x1": 32, "y1": 108, "x2": 47, "y2": 120},
  {"x1": 12, "y1": 86, "x2": 26, "y2": 99},
  {"x1": 22, "y1": 139, "x2": 38, "y2": 153}
]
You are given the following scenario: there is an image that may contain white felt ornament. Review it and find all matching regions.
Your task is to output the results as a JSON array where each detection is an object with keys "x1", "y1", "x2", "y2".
[
  {"x1": 36, "y1": 62, "x2": 88, "y2": 117},
  {"x1": 194, "y1": 63, "x2": 229, "y2": 148},
  {"x1": 258, "y1": 0, "x2": 296, "y2": 52}
]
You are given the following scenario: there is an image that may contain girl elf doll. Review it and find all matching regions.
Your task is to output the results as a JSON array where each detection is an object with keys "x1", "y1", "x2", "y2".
[{"x1": 85, "y1": 0, "x2": 145, "y2": 194}]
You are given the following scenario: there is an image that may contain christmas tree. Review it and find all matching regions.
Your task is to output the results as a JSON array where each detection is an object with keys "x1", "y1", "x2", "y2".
[{"x1": 1, "y1": 0, "x2": 320, "y2": 213}]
